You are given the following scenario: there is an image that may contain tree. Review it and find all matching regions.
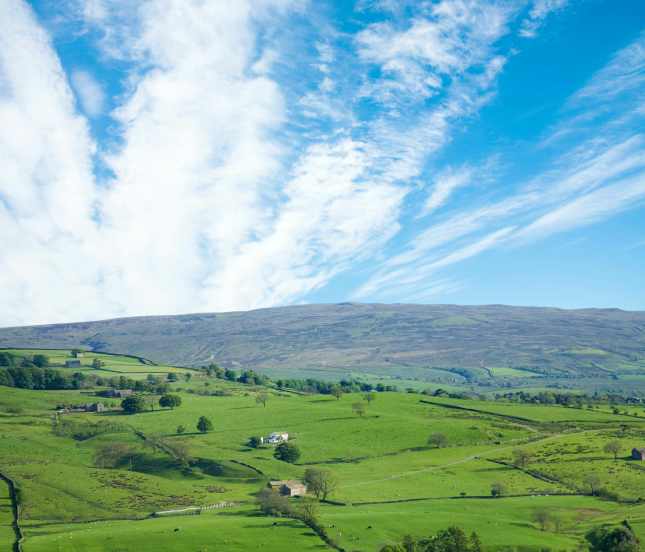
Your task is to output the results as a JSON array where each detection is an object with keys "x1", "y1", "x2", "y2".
[
  {"x1": 166, "y1": 373, "x2": 178, "y2": 382},
  {"x1": 512, "y1": 448, "x2": 533, "y2": 468},
  {"x1": 490, "y1": 482, "x2": 507, "y2": 497},
  {"x1": 532, "y1": 508, "x2": 552, "y2": 531},
  {"x1": 304, "y1": 468, "x2": 338, "y2": 501},
  {"x1": 604, "y1": 440, "x2": 622, "y2": 460},
  {"x1": 297, "y1": 496, "x2": 319, "y2": 524},
  {"x1": 248, "y1": 436, "x2": 262, "y2": 448},
  {"x1": 121, "y1": 395, "x2": 147, "y2": 414},
  {"x1": 584, "y1": 473, "x2": 602, "y2": 495},
  {"x1": 586, "y1": 521, "x2": 640, "y2": 552},
  {"x1": 331, "y1": 386, "x2": 343, "y2": 400},
  {"x1": 159, "y1": 394, "x2": 182, "y2": 409},
  {"x1": 352, "y1": 402, "x2": 366, "y2": 418},
  {"x1": 32, "y1": 354, "x2": 49, "y2": 368},
  {"x1": 423, "y1": 526, "x2": 481, "y2": 552},
  {"x1": 196, "y1": 416, "x2": 213, "y2": 433},
  {"x1": 274, "y1": 441, "x2": 301, "y2": 463},
  {"x1": 256, "y1": 488, "x2": 291, "y2": 517},
  {"x1": 184, "y1": 373, "x2": 192, "y2": 382},
  {"x1": 92, "y1": 358, "x2": 104, "y2": 369},
  {"x1": 428, "y1": 433, "x2": 448, "y2": 448},
  {"x1": 256, "y1": 392, "x2": 269, "y2": 408},
  {"x1": 176, "y1": 425, "x2": 186, "y2": 434},
  {"x1": 364, "y1": 392, "x2": 376, "y2": 405}
]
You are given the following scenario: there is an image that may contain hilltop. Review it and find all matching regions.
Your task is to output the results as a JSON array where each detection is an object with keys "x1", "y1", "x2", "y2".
[{"x1": 1, "y1": 303, "x2": 644, "y2": 383}]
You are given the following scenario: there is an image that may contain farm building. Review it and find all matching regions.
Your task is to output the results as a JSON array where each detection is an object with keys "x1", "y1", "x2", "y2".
[
  {"x1": 632, "y1": 448, "x2": 645, "y2": 460},
  {"x1": 71, "y1": 351, "x2": 84, "y2": 358},
  {"x1": 65, "y1": 359, "x2": 81, "y2": 368},
  {"x1": 84, "y1": 403, "x2": 106, "y2": 413},
  {"x1": 266, "y1": 432, "x2": 289, "y2": 444},
  {"x1": 268, "y1": 480, "x2": 307, "y2": 497}
]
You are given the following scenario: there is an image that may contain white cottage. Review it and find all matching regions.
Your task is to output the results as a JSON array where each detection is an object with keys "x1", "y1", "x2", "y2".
[{"x1": 266, "y1": 432, "x2": 289, "y2": 444}]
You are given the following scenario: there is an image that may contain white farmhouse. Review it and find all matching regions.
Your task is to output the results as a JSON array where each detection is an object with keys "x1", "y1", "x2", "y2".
[{"x1": 266, "y1": 431, "x2": 289, "y2": 444}]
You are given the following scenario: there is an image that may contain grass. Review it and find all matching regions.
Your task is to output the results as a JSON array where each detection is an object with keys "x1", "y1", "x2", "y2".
[
  {"x1": 2, "y1": 348, "x2": 191, "y2": 379},
  {"x1": 23, "y1": 506, "x2": 326, "y2": 552},
  {"x1": 1, "y1": 352, "x2": 645, "y2": 551},
  {"x1": 425, "y1": 396, "x2": 640, "y2": 423},
  {"x1": 320, "y1": 496, "x2": 645, "y2": 551},
  {"x1": 0, "y1": 478, "x2": 15, "y2": 551}
]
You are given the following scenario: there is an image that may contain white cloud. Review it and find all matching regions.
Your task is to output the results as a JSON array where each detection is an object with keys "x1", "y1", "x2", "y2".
[
  {"x1": 354, "y1": 31, "x2": 645, "y2": 302},
  {"x1": 514, "y1": 175, "x2": 645, "y2": 242},
  {"x1": 519, "y1": 0, "x2": 568, "y2": 38},
  {"x1": 0, "y1": 0, "x2": 103, "y2": 325},
  {"x1": 421, "y1": 165, "x2": 473, "y2": 216},
  {"x1": 70, "y1": 69, "x2": 104, "y2": 116},
  {"x1": 356, "y1": 1, "x2": 511, "y2": 104}
]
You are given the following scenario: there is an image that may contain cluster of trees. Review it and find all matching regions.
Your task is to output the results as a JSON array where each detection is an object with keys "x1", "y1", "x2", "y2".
[
  {"x1": 494, "y1": 390, "x2": 643, "y2": 408},
  {"x1": 274, "y1": 442, "x2": 300, "y2": 463},
  {"x1": 276, "y1": 377, "x2": 398, "y2": 395},
  {"x1": 0, "y1": 351, "x2": 50, "y2": 368},
  {"x1": 200, "y1": 364, "x2": 270, "y2": 386},
  {"x1": 198, "y1": 363, "x2": 399, "y2": 395},
  {"x1": 120, "y1": 393, "x2": 182, "y2": 414},
  {"x1": 255, "y1": 488, "x2": 336, "y2": 548},
  {"x1": 586, "y1": 521, "x2": 640, "y2": 552},
  {"x1": 0, "y1": 364, "x2": 81, "y2": 390},
  {"x1": 380, "y1": 526, "x2": 483, "y2": 552}
]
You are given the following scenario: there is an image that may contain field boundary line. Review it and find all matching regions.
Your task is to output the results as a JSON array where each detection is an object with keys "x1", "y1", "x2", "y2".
[
  {"x1": 0, "y1": 471, "x2": 23, "y2": 552},
  {"x1": 348, "y1": 492, "x2": 585, "y2": 506},
  {"x1": 419, "y1": 399, "x2": 537, "y2": 426}
]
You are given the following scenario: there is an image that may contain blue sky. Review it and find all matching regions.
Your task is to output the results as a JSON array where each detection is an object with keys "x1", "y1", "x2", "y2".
[{"x1": 0, "y1": 0, "x2": 643, "y2": 326}]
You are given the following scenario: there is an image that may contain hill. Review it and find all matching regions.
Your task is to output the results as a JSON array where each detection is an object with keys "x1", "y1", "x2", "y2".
[{"x1": 1, "y1": 303, "x2": 644, "y2": 382}]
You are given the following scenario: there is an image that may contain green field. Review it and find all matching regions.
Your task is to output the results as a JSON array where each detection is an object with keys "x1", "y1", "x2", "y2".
[
  {"x1": 0, "y1": 478, "x2": 15, "y2": 551},
  {"x1": 1, "y1": 348, "x2": 191, "y2": 379},
  {"x1": 1, "y1": 349, "x2": 644, "y2": 551}
]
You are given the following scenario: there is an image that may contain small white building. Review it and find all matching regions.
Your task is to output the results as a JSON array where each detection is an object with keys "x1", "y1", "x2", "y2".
[{"x1": 265, "y1": 431, "x2": 289, "y2": 444}]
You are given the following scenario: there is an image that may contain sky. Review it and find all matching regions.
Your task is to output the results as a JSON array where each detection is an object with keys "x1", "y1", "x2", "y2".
[{"x1": 0, "y1": 0, "x2": 644, "y2": 327}]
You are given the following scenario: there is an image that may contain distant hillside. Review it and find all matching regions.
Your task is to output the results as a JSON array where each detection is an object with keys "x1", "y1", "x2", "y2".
[{"x1": 1, "y1": 303, "x2": 644, "y2": 381}]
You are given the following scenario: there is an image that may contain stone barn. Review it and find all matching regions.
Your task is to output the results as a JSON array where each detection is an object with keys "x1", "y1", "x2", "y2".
[
  {"x1": 268, "y1": 480, "x2": 307, "y2": 497},
  {"x1": 632, "y1": 448, "x2": 645, "y2": 461}
]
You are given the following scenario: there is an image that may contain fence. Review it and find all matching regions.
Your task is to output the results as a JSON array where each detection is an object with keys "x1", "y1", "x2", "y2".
[{"x1": 151, "y1": 501, "x2": 236, "y2": 517}]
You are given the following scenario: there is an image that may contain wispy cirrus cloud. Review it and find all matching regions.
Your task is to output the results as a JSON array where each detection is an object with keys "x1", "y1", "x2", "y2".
[{"x1": 353, "y1": 30, "x2": 645, "y2": 302}]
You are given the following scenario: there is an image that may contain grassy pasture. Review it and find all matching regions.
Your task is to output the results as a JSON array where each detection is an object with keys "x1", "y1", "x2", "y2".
[
  {"x1": 2, "y1": 348, "x2": 191, "y2": 378},
  {"x1": 1, "y1": 357, "x2": 644, "y2": 551},
  {"x1": 321, "y1": 496, "x2": 645, "y2": 551},
  {"x1": 495, "y1": 428, "x2": 645, "y2": 501},
  {"x1": 23, "y1": 506, "x2": 325, "y2": 552},
  {"x1": 0, "y1": 478, "x2": 15, "y2": 550},
  {"x1": 426, "y1": 396, "x2": 640, "y2": 423}
]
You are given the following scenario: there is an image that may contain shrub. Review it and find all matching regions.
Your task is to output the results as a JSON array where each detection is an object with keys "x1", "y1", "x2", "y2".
[
  {"x1": 274, "y1": 442, "x2": 301, "y2": 463},
  {"x1": 256, "y1": 488, "x2": 291, "y2": 517}
]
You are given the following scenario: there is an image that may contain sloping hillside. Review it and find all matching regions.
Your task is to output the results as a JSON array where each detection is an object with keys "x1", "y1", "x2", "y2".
[{"x1": 1, "y1": 303, "x2": 644, "y2": 380}]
